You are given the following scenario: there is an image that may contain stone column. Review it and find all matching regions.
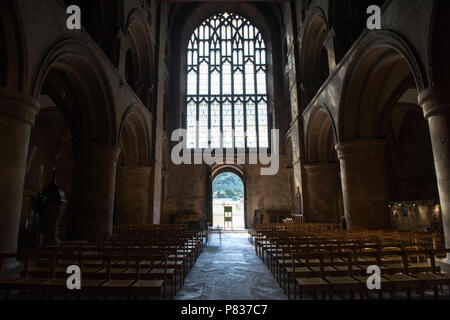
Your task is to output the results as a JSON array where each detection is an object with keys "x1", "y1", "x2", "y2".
[
  {"x1": 115, "y1": 166, "x2": 152, "y2": 226},
  {"x1": 419, "y1": 83, "x2": 450, "y2": 261},
  {"x1": 66, "y1": 144, "x2": 120, "y2": 241},
  {"x1": 336, "y1": 139, "x2": 391, "y2": 230},
  {"x1": 0, "y1": 88, "x2": 39, "y2": 272},
  {"x1": 304, "y1": 163, "x2": 339, "y2": 223}
]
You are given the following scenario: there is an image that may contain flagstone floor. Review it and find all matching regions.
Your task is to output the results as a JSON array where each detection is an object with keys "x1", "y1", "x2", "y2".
[{"x1": 174, "y1": 232, "x2": 288, "y2": 300}]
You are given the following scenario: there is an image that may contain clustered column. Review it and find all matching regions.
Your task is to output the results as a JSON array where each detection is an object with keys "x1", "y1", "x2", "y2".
[
  {"x1": 419, "y1": 83, "x2": 450, "y2": 259},
  {"x1": 303, "y1": 163, "x2": 339, "y2": 223},
  {"x1": 0, "y1": 88, "x2": 39, "y2": 270},
  {"x1": 115, "y1": 166, "x2": 152, "y2": 226},
  {"x1": 336, "y1": 139, "x2": 391, "y2": 230}
]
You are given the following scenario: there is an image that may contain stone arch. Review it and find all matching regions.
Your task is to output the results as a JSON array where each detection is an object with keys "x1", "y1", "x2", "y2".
[
  {"x1": 32, "y1": 39, "x2": 117, "y2": 145},
  {"x1": 336, "y1": 31, "x2": 435, "y2": 230},
  {"x1": 338, "y1": 30, "x2": 427, "y2": 142},
  {"x1": 303, "y1": 105, "x2": 341, "y2": 224},
  {"x1": 211, "y1": 164, "x2": 245, "y2": 181},
  {"x1": 0, "y1": 0, "x2": 27, "y2": 91},
  {"x1": 211, "y1": 167, "x2": 247, "y2": 230},
  {"x1": 118, "y1": 104, "x2": 152, "y2": 167},
  {"x1": 114, "y1": 104, "x2": 152, "y2": 227},
  {"x1": 125, "y1": 9, "x2": 155, "y2": 102},
  {"x1": 298, "y1": 8, "x2": 330, "y2": 107},
  {"x1": 209, "y1": 164, "x2": 247, "y2": 227},
  {"x1": 305, "y1": 105, "x2": 338, "y2": 164}
]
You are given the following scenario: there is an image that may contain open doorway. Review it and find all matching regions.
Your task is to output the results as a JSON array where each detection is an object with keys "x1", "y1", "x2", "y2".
[{"x1": 212, "y1": 172, "x2": 245, "y2": 231}]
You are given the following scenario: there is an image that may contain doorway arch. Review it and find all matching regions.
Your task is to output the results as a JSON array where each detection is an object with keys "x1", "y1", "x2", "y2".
[{"x1": 212, "y1": 170, "x2": 246, "y2": 230}]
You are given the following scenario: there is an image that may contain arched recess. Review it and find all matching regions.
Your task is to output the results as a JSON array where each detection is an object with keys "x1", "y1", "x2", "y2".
[
  {"x1": 125, "y1": 9, "x2": 155, "y2": 105},
  {"x1": 303, "y1": 106, "x2": 342, "y2": 223},
  {"x1": 32, "y1": 39, "x2": 117, "y2": 145},
  {"x1": 337, "y1": 31, "x2": 438, "y2": 230},
  {"x1": 305, "y1": 106, "x2": 337, "y2": 164},
  {"x1": 0, "y1": 0, "x2": 27, "y2": 91},
  {"x1": 298, "y1": 8, "x2": 330, "y2": 108},
  {"x1": 115, "y1": 104, "x2": 152, "y2": 226},
  {"x1": 339, "y1": 31, "x2": 427, "y2": 142},
  {"x1": 118, "y1": 104, "x2": 151, "y2": 167},
  {"x1": 30, "y1": 39, "x2": 119, "y2": 241}
]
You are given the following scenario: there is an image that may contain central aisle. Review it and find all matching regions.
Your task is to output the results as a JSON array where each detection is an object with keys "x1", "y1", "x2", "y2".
[{"x1": 175, "y1": 232, "x2": 288, "y2": 300}]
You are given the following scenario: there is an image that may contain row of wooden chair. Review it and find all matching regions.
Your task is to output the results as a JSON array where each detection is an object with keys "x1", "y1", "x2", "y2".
[
  {"x1": 0, "y1": 247, "x2": 168, "y2": 300},
  {"x1": 248, "y1": 223, "x2": 341, "y2": 243},
  {"x1": 252, "y1": 227, "x2": 448, "y2": 300},
  {"x1": 0, "y1": 227, "x2": 205, "y2": 300}
]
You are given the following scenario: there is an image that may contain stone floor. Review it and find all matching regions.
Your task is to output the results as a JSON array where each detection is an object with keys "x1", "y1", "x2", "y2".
[{"x1": 174, "y1": 231, "x2": 288, "y2": 300}]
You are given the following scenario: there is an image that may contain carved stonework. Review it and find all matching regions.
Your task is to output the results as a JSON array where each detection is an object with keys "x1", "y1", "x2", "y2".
[{"x1": 418, "y1": 83, "x2": 450, "y2": 119}]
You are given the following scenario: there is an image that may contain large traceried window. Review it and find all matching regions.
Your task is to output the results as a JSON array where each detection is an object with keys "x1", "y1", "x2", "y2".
[{"x1": 186, "y1": 12, "x2": 269, "y2": 150}]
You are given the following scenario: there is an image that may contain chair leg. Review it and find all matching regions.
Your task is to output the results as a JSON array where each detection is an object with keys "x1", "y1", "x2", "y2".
[
  {"x1": 287, "y1": 274, "x2": 291, "y2": 300},
  {"x1": 293, "y1": 280, "x2": 297, "y2": 301},
  {"x1": 433, "y1": 285, "x2": 439, "y2": 300}
]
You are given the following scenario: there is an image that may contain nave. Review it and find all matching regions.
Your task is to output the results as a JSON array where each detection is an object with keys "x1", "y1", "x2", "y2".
[{"x1": 175, "y1": 232, "x2": 287, "y2": 300}]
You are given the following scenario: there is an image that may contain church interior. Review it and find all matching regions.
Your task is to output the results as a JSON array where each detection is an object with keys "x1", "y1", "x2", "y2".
[{"x1": 1, "y1": 0, "x2": 450, "y2": 302}]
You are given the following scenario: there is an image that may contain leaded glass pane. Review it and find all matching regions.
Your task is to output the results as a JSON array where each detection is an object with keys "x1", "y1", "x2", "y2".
[
  {"x1": 245, "y1": 63, "x2": 255, "y2": 95},
  {"x1": 247, "y1": 101, "x2": 257, "y2": 148},
  {"x1": 199, "y1": 63, "x2": 209, "y2": 95},
  {"x1": 258, "y1": 102, "x2": 268, "y2": 148},
  {"x1": 234, "y1": 71, "x2": 243, "y2": 95},
  {"x1": 199, "y1": 102, "x2": 209, "y2": 148},
  {"x1": 211, "y1": 102, "x2": 221, "y2": 148},
  {"x1": 235, "y1": 102, "x2": 245, "y2": 148},
  {"x1": 187, "y1": 71, "x2": 197, "y2": 95},
  {"x1": 223, "y1": 62, "x2": 232, "y2": 95},
  {"x1": 211, "y1": 71, "x2": 220, "y2": 95},
  {"x1": 187, "y1": 101, "x2": 197, "y2": 149},
  {"x1": 257, "y1": 71, "x2": 266, "y2": 94},
  {"x1": 223, "y1": 101, "x2": 233, "y2": 148}
]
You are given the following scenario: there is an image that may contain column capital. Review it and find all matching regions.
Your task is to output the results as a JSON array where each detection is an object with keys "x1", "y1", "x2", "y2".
[
  {"x1": 418, "y1": 82, "x2": 450, "y2": 120},
  {"x1": 0, "y1": 87, "x2": 40, "y2": 125},
  {"x1": 335, "y1": 139, "x2": 386, "y2": 160}
]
